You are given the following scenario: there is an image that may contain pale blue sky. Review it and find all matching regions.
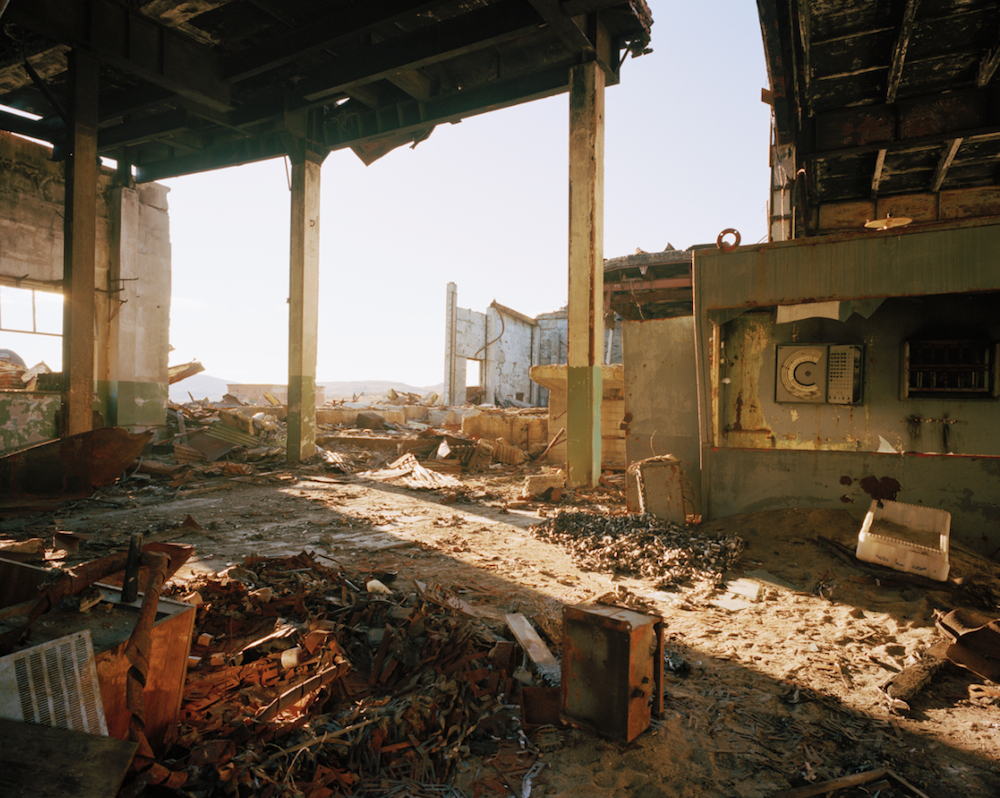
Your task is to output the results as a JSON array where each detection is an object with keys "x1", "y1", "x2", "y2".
[{"x1": 4, "y1": 2, "x2": 772, "y2": 390}]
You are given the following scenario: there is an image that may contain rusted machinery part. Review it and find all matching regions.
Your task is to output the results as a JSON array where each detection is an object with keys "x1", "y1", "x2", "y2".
[{"x1": 717, "y1": 228, "x2": 741, "y2": 252}]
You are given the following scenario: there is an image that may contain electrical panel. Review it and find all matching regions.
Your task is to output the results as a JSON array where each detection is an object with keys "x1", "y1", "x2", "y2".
[{"x1": 775, "y1": 344, "x2": 863, "y2": 404}]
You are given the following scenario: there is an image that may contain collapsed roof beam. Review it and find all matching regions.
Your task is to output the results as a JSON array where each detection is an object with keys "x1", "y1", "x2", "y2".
[
  {"x1": 886, "y1": 0, "x2": 919, "y2": 104},
  {"x1": 5, "y1": 0, "x2": 232, "y2": 113}
]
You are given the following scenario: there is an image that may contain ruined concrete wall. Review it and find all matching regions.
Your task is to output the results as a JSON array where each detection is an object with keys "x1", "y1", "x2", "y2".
[
  {"x1": 227, "y1": 384, "x2": 327, "y2": 405},
  {"x1": 0, "y1": 131, "x2": 172, "y2": 437},
  {"x1": 0, "y1": 392, "x2": 60, "y2": 452},
  {"x1": 485, "y1": 307, "x2": 535, "y2": 405},
  {"x1": 622, "y1": 316, "x2": 700, "y2": 507}
]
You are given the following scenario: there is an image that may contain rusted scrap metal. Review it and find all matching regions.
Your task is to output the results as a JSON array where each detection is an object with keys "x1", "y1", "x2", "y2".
[
  {"x1": 531, "y1": 511, "x2": 745, "y2": 589},
  {"x1": 0, "y1": 427, "x2": 154, "y2": 498},
  {"x1": 936, "y1": 608, "x2": 1000, "y2": 682},
  {"x1": 561, "y1": 603, "x2": 664, "y2": 744},
  {"x1": 137, "y1": 552, "x2": 520, "y2": 798}
]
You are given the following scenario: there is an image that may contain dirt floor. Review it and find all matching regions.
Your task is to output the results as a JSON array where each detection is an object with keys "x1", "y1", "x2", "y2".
[{"x1": 2, "y1": 457, "x2": 999, "y2": 798}]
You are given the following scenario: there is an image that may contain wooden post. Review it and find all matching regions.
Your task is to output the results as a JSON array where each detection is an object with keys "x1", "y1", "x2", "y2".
[
  {"x1": 62, "y1": 50, "x2": 99, "y2": 435},
  {"x1": 566, "y1": 61, "x2": 605, "y2": 488},
  {"x1": 286, "y1": 149, "x2": 324, "y2": 463}
]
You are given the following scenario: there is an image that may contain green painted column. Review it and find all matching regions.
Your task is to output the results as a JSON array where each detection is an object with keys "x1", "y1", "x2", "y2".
[
  {"x1": 566, "y1": 61, "x2": 605, "y2": 488},
  {"x1": 287, "y1": 150, "x2": 324, "y2": 462}
]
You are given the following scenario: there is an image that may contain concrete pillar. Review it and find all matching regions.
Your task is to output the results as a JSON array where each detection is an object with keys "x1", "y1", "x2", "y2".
[
  {"x1": 108, "y1": 185, "x2": 171, "y2": 432},
  {"x1": 286, "y1": 152, "x2": 323, "y2": 462},
  {"x1": 62, "y1": 50, "x2": 99, "y2": 436},
  {"x1": 443, "y1": 282, "x2": 458, "y2": 405},
  {"x1": 566, "y1": 61, "x2": 605, "y2": 488}
]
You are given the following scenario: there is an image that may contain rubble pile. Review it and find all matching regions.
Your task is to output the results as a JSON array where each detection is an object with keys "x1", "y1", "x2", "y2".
[
  {"x1": 530, "y1": 512, "x2": 745, "y2": 588},
  {"x1": 153, "y1": 552, "x2": 519, "y2": 798}
]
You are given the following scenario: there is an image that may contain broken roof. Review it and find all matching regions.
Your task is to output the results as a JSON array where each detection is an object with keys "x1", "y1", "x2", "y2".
[
  {"x1": 0, "y1": 0, "x2": 652, "y2": 181},
  {"x1": 759, "y1": 0, "x2": 1000, "y2": 233}
]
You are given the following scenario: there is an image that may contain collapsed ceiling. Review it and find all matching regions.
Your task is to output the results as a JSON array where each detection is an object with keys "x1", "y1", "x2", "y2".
[
  {"x1": 0, "y1": 0, "x2": 652, "y2": 181},
  {"x1": 760, "y1": 0, "x2": 1000, "y2": 234}
]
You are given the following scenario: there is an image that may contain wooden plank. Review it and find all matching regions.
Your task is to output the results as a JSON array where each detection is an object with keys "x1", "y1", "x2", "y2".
[
  {"x1": 0, "y1": 716, "x2": 137, "y2": 798},
  {"x1": 505, "y1": 612, "x2": 560, "y2": 684}
]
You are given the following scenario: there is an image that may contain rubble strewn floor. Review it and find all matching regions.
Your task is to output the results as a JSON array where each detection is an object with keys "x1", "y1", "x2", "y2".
[{"x1": 2, "y1": 461, "x2": 999, "y2": 797}]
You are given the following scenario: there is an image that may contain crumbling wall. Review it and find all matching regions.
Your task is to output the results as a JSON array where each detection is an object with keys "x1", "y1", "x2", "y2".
[
  {"x1": 484, "y1": 306, "x2": 536, "y2": 405},
  {"x1": 0, "y1": 131, "x2": 172, "y2": 437}
]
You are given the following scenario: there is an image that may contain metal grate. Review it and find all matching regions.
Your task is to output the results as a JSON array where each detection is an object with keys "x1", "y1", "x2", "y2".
[{"x1": 0, "y1": 630, "x2": 107, "y2": 735}]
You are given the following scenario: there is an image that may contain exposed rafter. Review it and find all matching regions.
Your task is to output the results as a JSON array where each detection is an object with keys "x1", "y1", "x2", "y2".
[
  {"x1": 5, "y1": 0, "x2": 232, "y2": 112},
  {"x1": 886, "y1": 0, "x2": 919, "y2": 104},
  {"x1": 977, "y1": 38, "x2": 1000, "y2": 87},
  {"x1": 871, "y1": 148, "x2": 887, "y2": 197},
  {"x1": 930, "y1": 137, "x2": 963, "y2": 192}
]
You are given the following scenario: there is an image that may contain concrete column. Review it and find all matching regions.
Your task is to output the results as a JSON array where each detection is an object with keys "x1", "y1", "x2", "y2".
[
  {"x1": 62, "y1": 49, "x2": 99, "y2": 436},
  {"x1": 443, "y1": 282, "x2": 458, "y2": 405},
  {"x1": 287, "y1": 152, "x2": 323, "y2": 462},
  {"x1": 108, "y1": 185, "x2": 171, "y2": 432},
  {"x1": 566, "y1": 61, "x2": 605, "y2": 488}
]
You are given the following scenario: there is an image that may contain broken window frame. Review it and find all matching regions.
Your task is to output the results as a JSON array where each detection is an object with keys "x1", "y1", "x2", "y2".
[{"x1": 900, "y1": 340, "x2": 1000, "y2": 400}]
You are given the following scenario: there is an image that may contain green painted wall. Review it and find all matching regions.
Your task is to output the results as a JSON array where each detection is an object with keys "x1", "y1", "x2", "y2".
[{"x1": 0, "y1": 391, "x2": 60, "y2": 453}]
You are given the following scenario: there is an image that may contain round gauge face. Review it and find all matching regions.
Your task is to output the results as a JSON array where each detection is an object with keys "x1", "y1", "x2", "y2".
[{"x1": 780, "y1": 348, "x2": 824, "y2": 398}]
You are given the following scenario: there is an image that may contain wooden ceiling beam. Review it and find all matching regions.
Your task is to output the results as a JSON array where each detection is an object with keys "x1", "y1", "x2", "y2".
[
  {"x1": 222, "y1": 0, "x2": 445, "y2": 83},
  {"x1": 871, "y1": 148, "x2": 887, "y2": 197},
  {"x1": 887, "y1": 0, "x2": 919, "y2": 103},
  {"x1": 930, "y1": 137, "x2": 963, "y2": 192},
  {"x1": 294, "y1": 0, "x2": 542, "y2": 106},
  {"x1": 977, "y1": 39, "x2": 1000, "y2": 87},
  {"x1": 5, "y1": 0, "x2": 232, "y2": 112}
]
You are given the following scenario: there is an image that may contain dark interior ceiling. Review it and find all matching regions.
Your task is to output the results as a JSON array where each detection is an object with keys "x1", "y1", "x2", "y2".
[
  {"x1": 760, "y1": 0, "x2": 1000, "y2": 233},
  {"x1": 0, "y1": 0, "x2": 652, "y2": 182}
]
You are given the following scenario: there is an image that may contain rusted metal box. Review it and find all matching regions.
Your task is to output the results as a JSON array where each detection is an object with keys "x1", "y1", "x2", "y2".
[{"x1": 561, "y1": 603, "x2": 663, "y2": 743}]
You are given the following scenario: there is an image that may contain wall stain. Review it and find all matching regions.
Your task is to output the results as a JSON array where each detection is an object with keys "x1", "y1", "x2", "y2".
[{"x1": 859, "y1": 475, "x2": 901, "y2": 501}]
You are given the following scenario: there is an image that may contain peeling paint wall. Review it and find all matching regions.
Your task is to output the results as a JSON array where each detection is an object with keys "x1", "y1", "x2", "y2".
[
  {"x1": 0, "y1": 392, "x2": 60, "y2": 452},
  {"x1": 718, "y1": 294, "x2": 1000, "y2": 455}
]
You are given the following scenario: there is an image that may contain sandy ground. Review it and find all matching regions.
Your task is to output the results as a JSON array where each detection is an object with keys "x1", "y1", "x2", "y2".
[{"x1": 3, "y1": 463, "x2": 999, "y2": 797}]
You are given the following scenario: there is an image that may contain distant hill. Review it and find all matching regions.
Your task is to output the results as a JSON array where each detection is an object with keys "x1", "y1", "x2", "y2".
[
  {"x1": 169, "y1": 374, "x2": 443, "y2": 404},
  {"x1": 168, "y1": 373, "x2": 232, "y2": 403}
]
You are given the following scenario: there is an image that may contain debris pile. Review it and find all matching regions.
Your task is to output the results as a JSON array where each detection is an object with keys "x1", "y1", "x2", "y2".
[
  {"x1": 530, "y1": 512, "x2": 745, "y2": 588},
  {"x1": 151, "y1": 552, "x2": 521, "y2": 797}
]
